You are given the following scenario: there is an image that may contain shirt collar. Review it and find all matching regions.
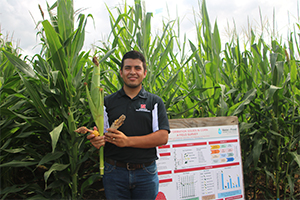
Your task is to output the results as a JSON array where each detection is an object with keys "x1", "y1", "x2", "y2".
[{"x1": 118, "y1": 86, "x2": 147, "y2": 99}]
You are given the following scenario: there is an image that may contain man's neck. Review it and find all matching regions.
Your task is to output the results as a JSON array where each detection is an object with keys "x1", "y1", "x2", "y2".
[{"x1": 123, "y1": 85, "x2": 142, "y2": 99}]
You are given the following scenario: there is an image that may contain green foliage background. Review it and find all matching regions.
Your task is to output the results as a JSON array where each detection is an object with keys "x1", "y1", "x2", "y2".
[{"x1": 0, "y1": 0, "x2": 299, "y2": 199}]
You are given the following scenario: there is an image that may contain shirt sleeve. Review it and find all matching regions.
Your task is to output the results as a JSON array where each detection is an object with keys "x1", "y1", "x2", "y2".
[
  {"x1": 156, "y1": 97, "x2": 170, "y2": 133},
  {"x1": 103, "y1": 106, "x2": 109, "y2": 133}
]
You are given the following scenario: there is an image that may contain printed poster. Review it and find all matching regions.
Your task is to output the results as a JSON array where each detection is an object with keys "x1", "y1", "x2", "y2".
[{"x1": 156, "y1": 125, "x2": 244, "y2": 200}]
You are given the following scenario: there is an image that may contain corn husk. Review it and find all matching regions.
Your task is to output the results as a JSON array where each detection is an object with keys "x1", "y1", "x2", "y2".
[{"x1": 85, "y1": 56, "x2": 104, "y2": 175}]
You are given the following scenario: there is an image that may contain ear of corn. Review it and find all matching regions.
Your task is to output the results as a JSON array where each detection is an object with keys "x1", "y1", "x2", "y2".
[
  {"x1": 85, "y1": 56, "x2": 104, "y2": 175},
  {"x1": 75, "y1": 126, "x2": 100, "y2": 136},
  {"x1": 91, "y1": 130, "x2": 100, "y2": 137}
]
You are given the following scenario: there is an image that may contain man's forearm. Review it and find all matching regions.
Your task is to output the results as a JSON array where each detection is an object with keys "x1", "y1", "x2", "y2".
[{"x1": 126, "y1": 130, "x2": 169, "y2": 148}]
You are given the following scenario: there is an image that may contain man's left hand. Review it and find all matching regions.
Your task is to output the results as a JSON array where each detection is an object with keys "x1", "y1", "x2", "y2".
[{"x1": 105, "y1": 128, "x2": 128, "y2": 147}]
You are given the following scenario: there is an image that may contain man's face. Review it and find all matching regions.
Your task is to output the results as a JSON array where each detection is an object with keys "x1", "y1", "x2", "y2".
[{"x1": 120, "y1": 58, "x2": 147, "y2": 89}]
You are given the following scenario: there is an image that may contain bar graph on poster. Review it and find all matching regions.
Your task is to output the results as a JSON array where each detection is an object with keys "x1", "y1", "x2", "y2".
[{"x1": 156, "y1": 124, "x2": 244, "y2": 200}]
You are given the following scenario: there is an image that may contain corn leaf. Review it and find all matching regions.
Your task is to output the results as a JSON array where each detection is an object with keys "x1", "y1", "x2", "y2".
[
  {"x1": 0, "y1": 185, "x2": 28, "y2": 199},
  {"x1": 80, "y1": 174, "x2": 101, "y2": 195},
  {"x1": 49, "y1": 123, "x2": 64, "y2": 153},
  {"x1": 290, "y1": 151, "x2": 300, "y2": 167},
  {"x1": 0, "y1": 160, "x2": 38, "y2": 167},
  {"x1": 44, "y1": 163, "x2": 70, "y2": 184},
  {"x1": 3, "y1": 51, "x2": 37, "y2": 79},
  {"x1": 42, "y1": 20, "x2": 68, "y2": 80},
  {"x1": 38, "y1": 152, "x2": 65, "y2": 166},
  {"x1": 19, "y1": 75, "x2": 54, "y2": 126}
]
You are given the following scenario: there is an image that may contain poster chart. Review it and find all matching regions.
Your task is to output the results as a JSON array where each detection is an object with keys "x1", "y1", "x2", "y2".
[{"x1": 156, "y1": 125, "x2": 244, "y2": 200}]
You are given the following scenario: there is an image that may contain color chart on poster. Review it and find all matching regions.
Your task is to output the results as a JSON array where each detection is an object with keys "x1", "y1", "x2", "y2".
[{"x1": 156, "y1": 125, "x2": 244, "y2": 200}]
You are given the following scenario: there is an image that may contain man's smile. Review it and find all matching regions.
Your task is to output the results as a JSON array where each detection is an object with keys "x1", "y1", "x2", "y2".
[{"x1": 128, "y1": 76, "x2": 138, "y2": 80}]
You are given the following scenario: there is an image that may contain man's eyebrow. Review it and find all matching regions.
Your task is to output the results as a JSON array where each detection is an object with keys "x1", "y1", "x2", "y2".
[{"x1": 124, "y1": 65, "x2": 142, "y2": 68}]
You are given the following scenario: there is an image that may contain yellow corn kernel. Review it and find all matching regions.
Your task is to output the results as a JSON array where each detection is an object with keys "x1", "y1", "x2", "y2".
[{"x1": 92, "y1": 130, "x2": 100, "y2": 137}]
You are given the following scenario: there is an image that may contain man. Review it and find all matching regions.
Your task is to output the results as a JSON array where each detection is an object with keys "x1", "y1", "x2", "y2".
[{"x1": 87, "y1": 50, "x2": 170, "y2": 199}]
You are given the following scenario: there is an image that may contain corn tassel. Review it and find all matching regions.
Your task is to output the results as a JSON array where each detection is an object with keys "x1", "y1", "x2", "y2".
[{"x1": 85, "y1": 56, "x2": 105, "y2": 175}]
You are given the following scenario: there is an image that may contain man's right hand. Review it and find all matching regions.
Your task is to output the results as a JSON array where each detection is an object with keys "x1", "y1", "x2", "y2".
[{"x1": 86, "y1": 126, "x2": 105, "y2": 149}]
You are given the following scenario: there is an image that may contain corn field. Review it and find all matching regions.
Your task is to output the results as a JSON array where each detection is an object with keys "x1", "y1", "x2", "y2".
[{"x1": 0, "y1": 0, "x2": 299, "y2": 199}]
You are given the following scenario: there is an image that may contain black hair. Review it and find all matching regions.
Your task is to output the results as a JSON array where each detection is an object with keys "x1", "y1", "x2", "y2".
[{"x1": 121, "y1": 50, "x2": 147, "y2": 71}]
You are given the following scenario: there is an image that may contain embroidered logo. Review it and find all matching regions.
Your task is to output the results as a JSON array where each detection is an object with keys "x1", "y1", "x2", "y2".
[{"x1": 136, "y1": 104, "x2": 150, "y2": 112}]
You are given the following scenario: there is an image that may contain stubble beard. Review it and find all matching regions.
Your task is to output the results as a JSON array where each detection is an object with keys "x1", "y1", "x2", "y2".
[{"x1": 124, "y1": 82, "x2": 142, "y2": 89}]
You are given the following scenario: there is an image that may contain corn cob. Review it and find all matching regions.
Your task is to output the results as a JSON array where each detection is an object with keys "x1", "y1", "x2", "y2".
[
  {"x1": 75, "y1": 126, "x2": 100, "y2": 136},
  {"x1": 75, "y1": 126, "x2": 88, "y2": 134},
  {"x1": 75, "y1": 114, "x2": 126, "y2": 176},
  {"x1": 91, "y1": 130, "x2": 100, "y2": 136},
  {"x1": 110, "y1": 114, "x2": 126, "y2": 129},
  {"x1": 85, "y1": 56, "x2": 105, "y2": 175},
  {"x1": 75, "y1": 114, "x2": 125, "y2": 136}
]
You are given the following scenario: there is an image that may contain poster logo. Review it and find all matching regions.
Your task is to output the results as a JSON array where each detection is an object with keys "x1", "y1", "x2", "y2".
[
  {"x1": 156, "y1": 192, "x2": 167, "y2": 200},
  {"x1": 218, "y1": 128, "x2": 222, "y2": 134}
]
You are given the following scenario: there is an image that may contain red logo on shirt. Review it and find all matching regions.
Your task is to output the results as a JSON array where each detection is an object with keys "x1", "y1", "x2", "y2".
[{"x1": 136, "y1": 104, "x2": 150, "y2": 112}]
